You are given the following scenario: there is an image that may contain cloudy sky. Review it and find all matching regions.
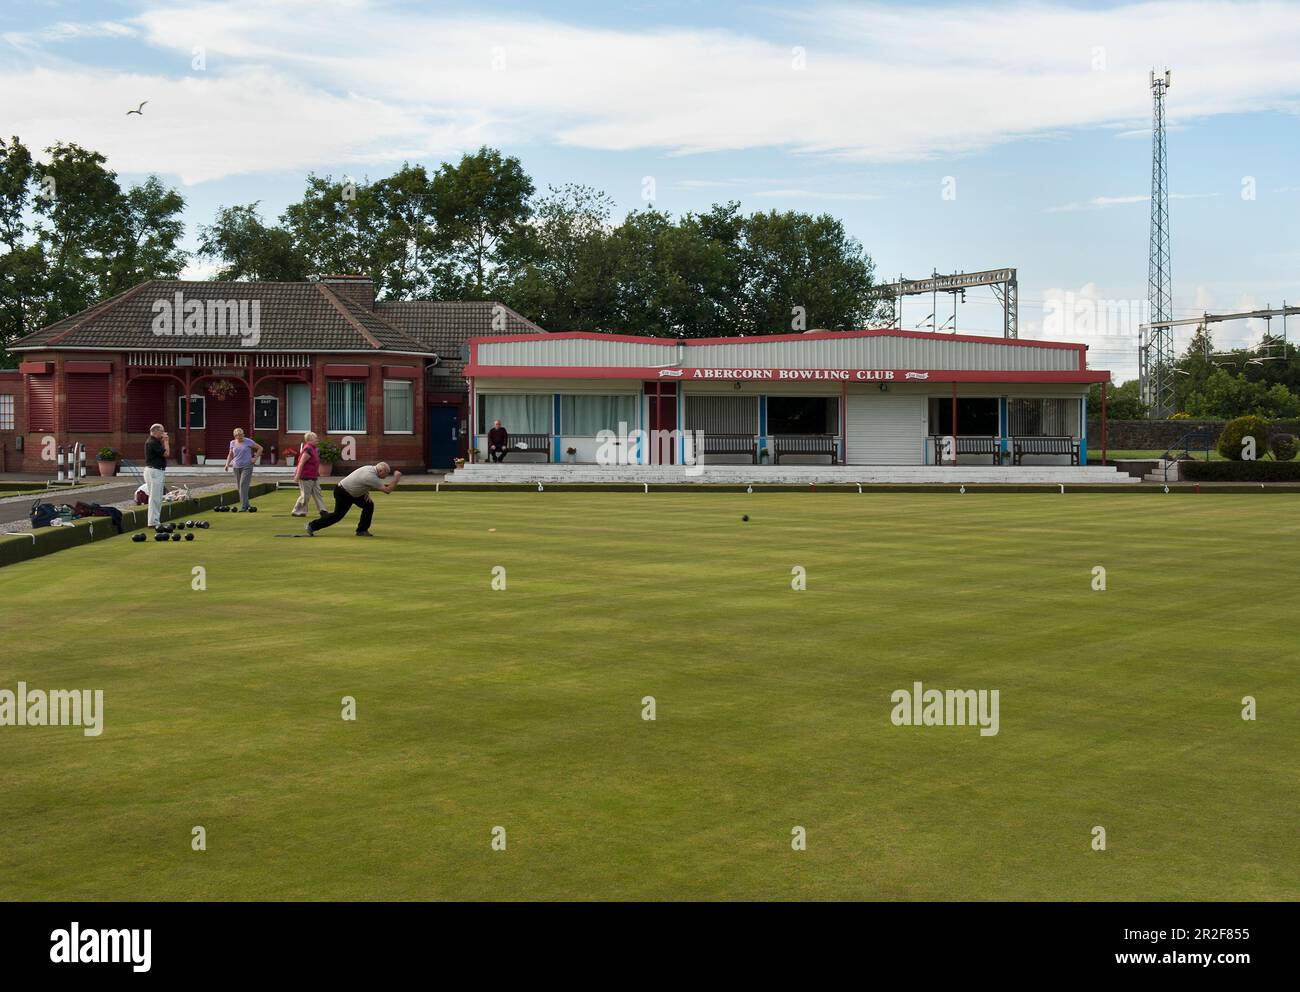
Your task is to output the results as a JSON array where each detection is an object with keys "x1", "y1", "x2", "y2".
[{"x1": 4, "y1": 0, "x2": 1300, "y2": 379}]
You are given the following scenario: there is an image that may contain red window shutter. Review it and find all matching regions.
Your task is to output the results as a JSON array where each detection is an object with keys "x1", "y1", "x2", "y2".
[
  {"x1": 126, "y1": 379, "x2": 166, "y2": 432},
  {"x1": 67, "y1": 373, "x2": 111, "y2": 431},
  {"x1": 26, "y1": 373, "x2": 54, "y2": 431}
]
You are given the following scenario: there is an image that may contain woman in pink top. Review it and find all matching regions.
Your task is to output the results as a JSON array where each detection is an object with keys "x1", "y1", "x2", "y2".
[{"x1": 292, "y1": 431, "x2": 328, "y2": 517}]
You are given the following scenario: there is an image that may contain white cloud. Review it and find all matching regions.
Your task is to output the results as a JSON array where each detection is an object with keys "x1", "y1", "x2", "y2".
[
  {"x1": 2, "y1": 0, "x2": 1299, "y2": 183},
  {"x1": 754, "y1": 188, "x2": 883, "y2": 200},
  {"x1": 1047, "y1": 191, "x2": 1221, "y2": 212}
]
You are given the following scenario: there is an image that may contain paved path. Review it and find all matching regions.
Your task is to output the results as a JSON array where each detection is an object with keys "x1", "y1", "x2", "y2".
[{"x1": 0, "y1": 475, "x2": 228, "y2": 528}]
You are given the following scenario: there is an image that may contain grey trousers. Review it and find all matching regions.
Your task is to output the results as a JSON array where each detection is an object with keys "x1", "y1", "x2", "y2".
[
  {"x1": 144, "y1": 467, "x2": 165, "y2": 527},
  {"x1": 234, "y1": 465, "x2": 253, "y2": 508},
  {"x1": 292, "y1": 478, "x2": 327, "y2": 515}
]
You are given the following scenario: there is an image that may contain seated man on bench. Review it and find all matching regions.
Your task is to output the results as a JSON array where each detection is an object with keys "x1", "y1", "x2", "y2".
[{"x1": 487, "y1": 420, "x2": 508, "y2": 463}]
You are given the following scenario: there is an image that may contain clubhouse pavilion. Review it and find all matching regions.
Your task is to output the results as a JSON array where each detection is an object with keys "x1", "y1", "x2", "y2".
[{"x1": 465, "y1": 329, "x2": 1113, "y2": 468}]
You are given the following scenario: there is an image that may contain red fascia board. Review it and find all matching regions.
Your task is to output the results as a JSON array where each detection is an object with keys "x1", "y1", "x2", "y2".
[
  {"x1": 323, "y1": 364, "x2": 371, "y2": 377},
  {"x1": 19, "y1": 361, "x2": 53, "y2": 374},
  {"x1": 466, "y1": 329, "x2": 1086, "y2": 352},
  {"x1": 65, "y1": 361, "x2": 113, "y2": 374},
  {"x1": 381, "y1": 365, "x2": 421, "y2": 379},
  {"x1": 465, "y1": 365, "x2": 1110, "y2": 384}
]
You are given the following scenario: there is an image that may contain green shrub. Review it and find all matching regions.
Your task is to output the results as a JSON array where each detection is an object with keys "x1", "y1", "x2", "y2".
[
  {"x1": 1271, "y1": 433, "x2": 1298, "y2": 462},
  {"x1": 96, "y1": 447, "x2": 119, "y2": 461},
  {"x1": 1217, "y1": 415, "x2": 1271, "y2": 461},
  {"x1": 317, "y1": 440, "x2": 343, "y2": 465},
  {"x1": 1181, "y1": 460, "x2": 1300, "y2": 482}
]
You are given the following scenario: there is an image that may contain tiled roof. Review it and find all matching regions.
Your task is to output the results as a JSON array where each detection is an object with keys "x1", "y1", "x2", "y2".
[
  {"x1": 377, "y1": 300, "x2": 543, "y2": 357},
  {"x1": 11, "y1": 280, "x2": 436, "y2": 356}
]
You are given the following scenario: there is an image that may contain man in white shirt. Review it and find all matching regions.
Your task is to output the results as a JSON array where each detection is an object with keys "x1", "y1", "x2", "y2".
[{"x1": 305, "y1": 461, "x2": 401, "y2": 537}]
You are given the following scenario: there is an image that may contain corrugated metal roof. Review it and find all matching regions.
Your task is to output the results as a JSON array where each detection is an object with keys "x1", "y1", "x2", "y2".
[{"x1": 476, "y1": 331, "x2": 1080, "y2": 372}]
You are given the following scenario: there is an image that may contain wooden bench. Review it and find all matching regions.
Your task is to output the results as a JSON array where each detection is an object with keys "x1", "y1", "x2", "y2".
[
  {"x1": 773, "y1": 434, "x2": 838, "y2": 464},
  {"x1": 503, "y1": 433, "x2": 551, "y2": 461},
  {"x1": 1011, "y1": 435, "x2": 1079, "y2": 465},
  {"x1": 932, "y1": 435, "x2": 1002, "y2": 465},
  {"x1": 697, "y1": 433, "x2": 757, "y2": 463}
]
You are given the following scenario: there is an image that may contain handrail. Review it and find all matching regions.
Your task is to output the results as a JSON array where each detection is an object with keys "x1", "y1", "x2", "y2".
[{"x1": 1162, "y1": 429, "x2": 1215, "y2": 482}]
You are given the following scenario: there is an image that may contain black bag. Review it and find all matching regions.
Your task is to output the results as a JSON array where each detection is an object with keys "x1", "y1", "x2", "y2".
[{"x1": 30, "y1": 501, "x2": 59, "y2": 528}]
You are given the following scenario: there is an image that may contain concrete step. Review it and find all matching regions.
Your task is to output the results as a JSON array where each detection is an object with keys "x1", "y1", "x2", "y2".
[{"x1": 445, "y1": 464, "x2": 1140, "y2": 485}]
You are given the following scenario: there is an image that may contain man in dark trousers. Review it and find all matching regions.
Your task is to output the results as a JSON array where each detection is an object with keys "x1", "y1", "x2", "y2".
[
  {"x1": 487, "y1": 419, "x2": 509, "y2": 462},
  {"x1": 306, "y1": 461, "x2": 401, "y2": 537}
]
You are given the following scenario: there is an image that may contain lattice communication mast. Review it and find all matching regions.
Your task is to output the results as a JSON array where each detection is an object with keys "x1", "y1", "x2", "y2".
[{"x1": 1140, "y1": 69, "x2": 1175, "y2": 417}]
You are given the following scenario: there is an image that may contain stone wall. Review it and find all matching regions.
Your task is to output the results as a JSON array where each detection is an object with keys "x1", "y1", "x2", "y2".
[{"x1": 1086, "y1": 419, "x2": 1300, "y2": 450}]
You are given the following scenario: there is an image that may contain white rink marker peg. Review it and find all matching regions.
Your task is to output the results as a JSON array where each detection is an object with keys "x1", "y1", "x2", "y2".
[
  {"x1": 537, "y1": 482, "x2": 543, "y2": 492},
  {"x1": 959, "y1": 484, "x2": 966, "y2": 494},
  {"x1": 644, "y1": 483, "x2": 649, "y2": 494},
  {"x1": 1060, "y1": 484, "x2": 1065, "y2": 494},
  {"x1": 746, "y1": 484, "x2": 753, "y2": 494},
  {"x1": 857, "y1": 483, "x2": 862, "y2": 493}
]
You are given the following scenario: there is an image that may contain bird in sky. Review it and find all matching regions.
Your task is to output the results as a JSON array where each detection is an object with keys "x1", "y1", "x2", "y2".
[{"x1": 126, "y1": 101, "x2": 148, "y2": 116}]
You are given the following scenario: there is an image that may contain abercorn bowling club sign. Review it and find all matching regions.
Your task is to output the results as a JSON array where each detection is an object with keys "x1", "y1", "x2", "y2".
[{"x1": 660, "y1": 368, "x2": 931, "y2": 381}]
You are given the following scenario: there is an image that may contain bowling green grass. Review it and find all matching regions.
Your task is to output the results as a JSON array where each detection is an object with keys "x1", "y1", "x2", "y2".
[{"x1": 0, "y1": 490, "x2": 1296, "y2": 902}]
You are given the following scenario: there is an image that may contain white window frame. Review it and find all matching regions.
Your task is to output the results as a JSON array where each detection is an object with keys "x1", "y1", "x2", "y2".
[
  {"x1": 0, "y1": 393, "x2": 13, "y2": 430},
  {"x1": 382, "y1": 379, "x2": 414, "y2": 435}
]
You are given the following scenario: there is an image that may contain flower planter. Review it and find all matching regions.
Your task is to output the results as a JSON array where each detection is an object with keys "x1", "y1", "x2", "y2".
[
  {"x1": 196, "y1": 455, "x2": 206, "y2": 465},
  {"x1": 97, "y1": 460, "x2": 118, "y2": 477},
  {"x1": 319, "y1": 462, "x2": 335, "y2": 477}
]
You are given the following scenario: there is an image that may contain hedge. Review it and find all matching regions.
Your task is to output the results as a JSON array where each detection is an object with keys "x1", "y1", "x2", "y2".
[
  {"x1": 0, "y1": 483, "x2": 275, "y2": 569},
  {"x1": 1179, "y1": 460, "x2": 1300, "y2": 482},
  {"x1": 1217, "y1": 415, "x2": 1272, "y2": 461}
]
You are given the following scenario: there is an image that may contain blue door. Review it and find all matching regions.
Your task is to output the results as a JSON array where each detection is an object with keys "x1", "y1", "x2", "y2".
[{"x1": 428, "y1": 406, "x2": 459, "y2": 468}]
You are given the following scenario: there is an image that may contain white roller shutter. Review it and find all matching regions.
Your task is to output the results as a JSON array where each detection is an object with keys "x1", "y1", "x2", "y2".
[{"x1": 845, "y1": 393, "x2": 927, "y2": 464}]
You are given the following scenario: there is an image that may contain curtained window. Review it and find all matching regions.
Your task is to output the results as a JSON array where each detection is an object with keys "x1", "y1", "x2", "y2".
[
  {"x1": 383, "y1": 380, "x2": 414, "y2": 433},
  {"x1": 1008, "y1": 398, "x2": 1070, "y2": 436},
  {"x1": 327, "y1": 380, "x2": 366, "y2": 433},
  {"x1": 560, "y1": 394, "x2": 636, "y2": 435},
  {"x1": 478, "y1": 394, "x2": 552, "y2": 434},
  {"x1": 285, "y1": 382, "x2": 311, "y2": 433}
]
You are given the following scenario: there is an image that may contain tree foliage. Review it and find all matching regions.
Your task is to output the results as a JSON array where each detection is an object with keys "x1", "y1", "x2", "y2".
[{"x1": 0, "y1": 137, "x2": 186, "y2": 366}]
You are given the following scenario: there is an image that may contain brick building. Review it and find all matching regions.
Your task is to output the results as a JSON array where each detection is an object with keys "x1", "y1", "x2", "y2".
[{"x1": 3, "y1": 275, "x2": 542, "y2": 473}]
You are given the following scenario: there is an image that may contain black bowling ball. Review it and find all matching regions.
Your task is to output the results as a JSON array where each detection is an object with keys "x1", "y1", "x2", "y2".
[{"x1": 132, "y1": 532, "x2": 146, "y2": 543}]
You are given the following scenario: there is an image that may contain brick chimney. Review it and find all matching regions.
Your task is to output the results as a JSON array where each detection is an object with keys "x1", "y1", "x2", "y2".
[{"x1": 319, "y1": 274, "x2": 374, "y2": 310}]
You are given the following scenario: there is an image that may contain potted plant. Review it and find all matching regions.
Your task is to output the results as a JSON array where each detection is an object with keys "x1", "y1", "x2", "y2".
[
  {"x1": 454, "y1": 457, "x2": 466, "y2": 470},
  {"x1": 96, "y1": 447, "x2": 119, "y2": 477},
  {"x1": 317, "y1": 440, "x2": 342, "y2": 477},
  {"x1": 283, "y1": 446, "x2": 297, "y2": 466},
  {"x1": 469, "y1": 447, "x2": 481, "y2": 463},
  {"x1": 566, "y1": 446, "x2": 578, "y2": 464},
  {"x1": 195, "y1": 449, "x2": 206, "y2": 465},
  {"x1": 759, "y1": 447, "x2": 770, "y2": 465}
]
